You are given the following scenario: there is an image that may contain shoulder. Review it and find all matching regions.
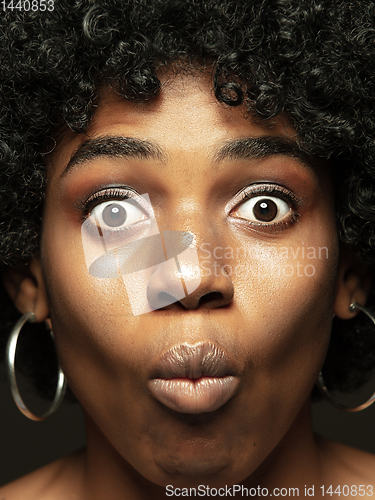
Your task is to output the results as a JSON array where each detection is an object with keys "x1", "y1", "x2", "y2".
[
  {"x1": 317, "y1": 436, "x2": 375, "y2": 485},
  {"x1": 0, "y1": 449, "x2": 85, "y2": 500}
]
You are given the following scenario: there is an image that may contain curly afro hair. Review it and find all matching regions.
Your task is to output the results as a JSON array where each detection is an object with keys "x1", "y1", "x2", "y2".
[{"x1": 1, "y1": 0, "x2": 375, "y2": 402}]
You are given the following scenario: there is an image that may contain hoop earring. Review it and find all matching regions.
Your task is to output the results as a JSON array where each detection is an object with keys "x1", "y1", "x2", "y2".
[
  {"x1": 317, "y1": 302, "x2": 375, "y2": 412},
  {"x1": 5, "y1": 312, "x2": 67, "y2": 421}
]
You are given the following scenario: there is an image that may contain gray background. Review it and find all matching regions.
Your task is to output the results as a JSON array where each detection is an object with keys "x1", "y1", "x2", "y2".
[{"x1": 1, "y1": 376, "x2": 375, "y2": 486}]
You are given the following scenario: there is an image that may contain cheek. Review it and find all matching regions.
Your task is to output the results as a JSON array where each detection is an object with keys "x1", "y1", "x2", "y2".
[
  {"x1": 40, "y1": 217, "x2": 145, "y2": 398},
  {"x1": 42, "y1": 264, "x2": 157, "y2": 454},
  {"x1": 232, "y1": 222, "x2": 338, "y2": 403}
]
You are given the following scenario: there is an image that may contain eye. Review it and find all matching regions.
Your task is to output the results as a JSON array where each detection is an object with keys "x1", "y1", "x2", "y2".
[
  {"x1": 89, "y1": 199, "x2": 147, "y2": 230},
  {"x1": 233, "y1": 195, "x2": 291, "y2": 224}
]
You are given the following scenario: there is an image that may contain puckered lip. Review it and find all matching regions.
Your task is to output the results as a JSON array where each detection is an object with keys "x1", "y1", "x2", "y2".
[
  {"x1": 147, "y1": 342, "x2": 240, "y2": 413},
  {"x1": 148, "y1": 341, "x2": 239, "y2": 380}
]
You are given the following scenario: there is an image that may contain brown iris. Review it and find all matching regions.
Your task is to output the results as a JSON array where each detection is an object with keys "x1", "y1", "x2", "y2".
[
  {"x1": 253, "y1": 199, "x2": 277, "y2": 222},
  {"x1": 102, "y1": 203, "x2": 127, "y2": 227}
]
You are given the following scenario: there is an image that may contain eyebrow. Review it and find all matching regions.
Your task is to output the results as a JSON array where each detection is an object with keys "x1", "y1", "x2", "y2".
[
  {"x1": 61, "y1": 134, "x2": 316, "y2": 178},
  {"x1": 213, "y1": 136, "x2": 315, "y2": 169},
  {"x1": 61, "y1": 136, "x2": 165, "y2": 177}
]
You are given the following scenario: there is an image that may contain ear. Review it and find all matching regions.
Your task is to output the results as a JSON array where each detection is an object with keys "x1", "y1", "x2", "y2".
[
  {"x1": 1, "y1": 257, "x2": 49, "y2": 322},
  {"x1": 333, "y1": 245, "x2": 373, "y2": 320}
]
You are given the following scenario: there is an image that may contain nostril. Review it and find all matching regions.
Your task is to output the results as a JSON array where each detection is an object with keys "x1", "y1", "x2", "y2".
[{"x1": 198, "y1": 291, "x2": 223, "y2": 307}]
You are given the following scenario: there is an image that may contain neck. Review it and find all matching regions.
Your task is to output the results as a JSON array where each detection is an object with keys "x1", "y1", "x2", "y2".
[{"x1": 242, "y1": 399, "x2": 323, "y2": 492}]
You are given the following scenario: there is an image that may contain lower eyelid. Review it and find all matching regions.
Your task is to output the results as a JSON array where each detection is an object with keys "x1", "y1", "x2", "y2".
[
  {"x1": 230, "y1": 207, "x2": 300, "y2": 233},
  {"x1": 254, "y1": 211, "x2": 300, "y2": 230},
  {"x1": 82, "y1": 218, "x2": 149, "y2": 247}
]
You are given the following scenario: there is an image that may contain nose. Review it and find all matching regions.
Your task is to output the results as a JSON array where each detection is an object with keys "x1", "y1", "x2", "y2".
[{"x1": 146, "y1": 232, "x2": 234, "y2": 311}]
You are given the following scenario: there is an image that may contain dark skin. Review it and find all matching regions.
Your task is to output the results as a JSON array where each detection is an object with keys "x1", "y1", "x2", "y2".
[{"x1": 1, "y1": 73, "x2": 374, "y2": 499}]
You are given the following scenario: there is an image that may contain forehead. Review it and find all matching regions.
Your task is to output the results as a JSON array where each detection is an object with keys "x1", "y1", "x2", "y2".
[{"x1": 48, "y1": 73, "x2": 298, "y2": 174}]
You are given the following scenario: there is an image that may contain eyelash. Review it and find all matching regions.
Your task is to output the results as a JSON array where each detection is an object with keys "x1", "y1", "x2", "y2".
[
  {"x1": 233, "y1": 183, "x2": 301, "y2": 233},
  {"x1": 75, "y1": 187, "x2": 135, "y2": 218}
]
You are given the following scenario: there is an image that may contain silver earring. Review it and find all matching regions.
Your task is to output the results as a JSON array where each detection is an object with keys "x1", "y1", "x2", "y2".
[
  {"x1": 317, "y1": 302, "x2": 375, "y2": 412},
  {"x1": 5, "y1": 312, "x2": 67, "y2": 421}
]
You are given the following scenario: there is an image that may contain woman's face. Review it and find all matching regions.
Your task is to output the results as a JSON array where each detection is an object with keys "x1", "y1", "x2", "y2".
[{"x1": 42, "y1": 73, "x2": 338, "y2": 487}]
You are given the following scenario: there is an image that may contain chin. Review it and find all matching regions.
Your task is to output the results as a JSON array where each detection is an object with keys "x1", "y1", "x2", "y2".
[{"x1": 150, "y1": 446, "x2": 239, "y2": 488}]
